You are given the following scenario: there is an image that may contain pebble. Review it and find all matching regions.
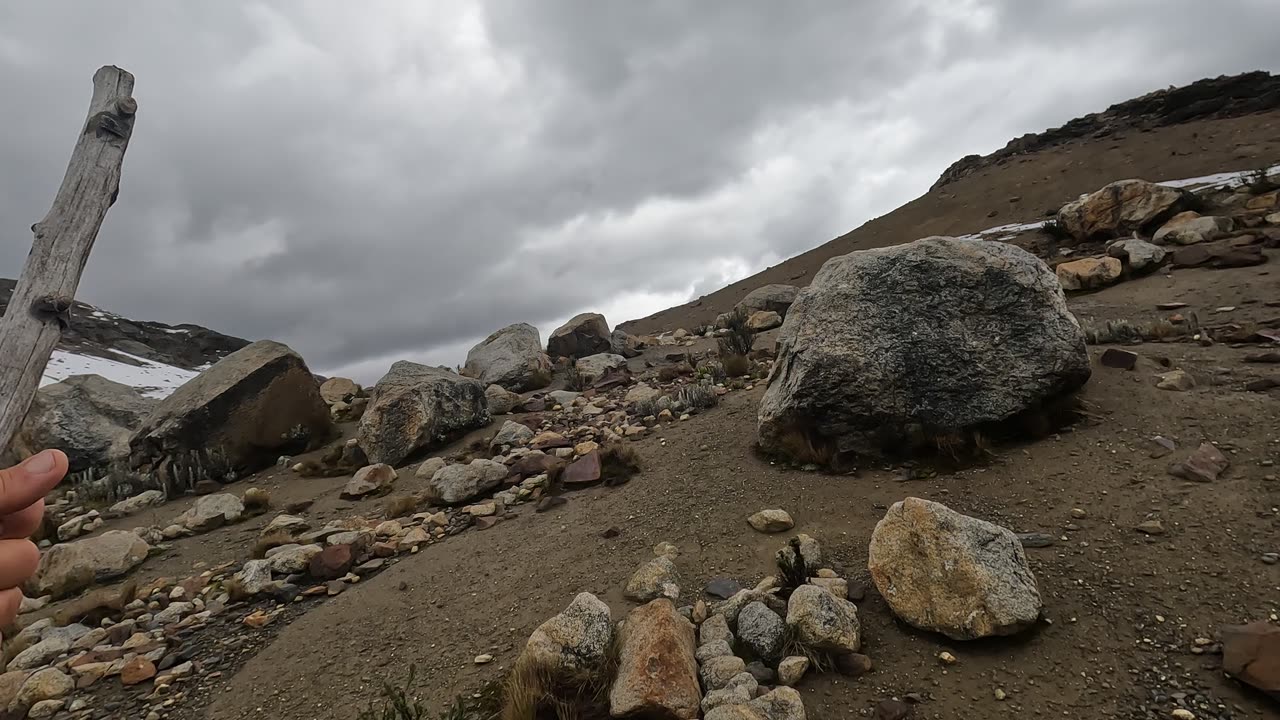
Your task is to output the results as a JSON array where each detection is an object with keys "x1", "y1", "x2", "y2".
[
  {"x1": 1262, "y1": 553, "x2": 1279, "y2": 565},
  {"x1": 1170, "y1": 710, "x2": 1195, "y2": 720},
  {"x1": 474, "y1": 654, "x2": 493, "y2": 665},
  {"x1": 938, "y1": 651, "x2": 957, "y2": 665},
  {"x1": 993, "y1": 688, "x2": 1007, "y2": 701}
]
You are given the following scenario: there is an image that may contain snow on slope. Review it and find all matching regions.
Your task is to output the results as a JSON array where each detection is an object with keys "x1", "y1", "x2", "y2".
[{"x1": 41, "y1": 349, "x2": 202, "y2": 399}]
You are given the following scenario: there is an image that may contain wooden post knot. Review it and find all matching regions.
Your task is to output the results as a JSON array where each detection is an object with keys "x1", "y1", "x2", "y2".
[
  {"x1": 31, "y1": 295, "x2": 74, "y2": 330},
  {"x1": 87, "y1": 110, "x2": 133, "y2": 142}
]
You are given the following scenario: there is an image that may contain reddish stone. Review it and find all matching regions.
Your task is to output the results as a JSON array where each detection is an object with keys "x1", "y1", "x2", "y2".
[
  {"x1": 309, "y1": 544, "x2": 354, "y2": 580},
  {"x1": 535, "y1": 496, "x2": 565, "y2": 513},
  {"x1": 508, "y1": 452, "x2": 563, "y2": 480},
  {"x1": 1223, "y1": 621, "x2": 1280, "y2": 698},
  {"x1": 372, "y1": 542, "x2": 397, "y2": 558},
  {"x1": 531, "y1": 431, "x2": 572, "y2": 450},
  {"x1": 121, "y1": 657, "x2": 157, "y2": 686},
  {"x1": 1168, "y1": 442, "x2": 1230, "y2": 483},
  {"x1": 474, "y1": 516, "x2": 500, "y2": 530},
  {"x1": 562, "y1": 450, "x2": 602, "y2": 486}
]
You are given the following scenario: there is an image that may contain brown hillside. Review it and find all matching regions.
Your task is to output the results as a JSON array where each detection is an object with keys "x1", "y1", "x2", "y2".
[{"x1": 621, "y1": 88, "x2": 1280, "y2": 336}]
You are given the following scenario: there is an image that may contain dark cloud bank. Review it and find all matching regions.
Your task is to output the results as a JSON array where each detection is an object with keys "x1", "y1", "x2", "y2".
[{"x1": 1, "y1": 1, "x2": 1277, "y2": 381}]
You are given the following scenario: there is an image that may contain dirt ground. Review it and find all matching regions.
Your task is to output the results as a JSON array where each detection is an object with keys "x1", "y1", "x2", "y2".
[{"x1": 130, "y1": 253, "x2": 1273, "y2": 720}]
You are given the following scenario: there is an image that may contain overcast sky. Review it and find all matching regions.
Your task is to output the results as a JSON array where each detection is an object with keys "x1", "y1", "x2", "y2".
[{"x1": 2, "y1": 2, "x2": 1277, "y2": 383}]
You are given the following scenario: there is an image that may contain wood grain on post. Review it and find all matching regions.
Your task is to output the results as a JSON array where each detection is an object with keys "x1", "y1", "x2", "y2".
[{"x1": 0, "y1": 66, "x2": 137, "y2": 451}]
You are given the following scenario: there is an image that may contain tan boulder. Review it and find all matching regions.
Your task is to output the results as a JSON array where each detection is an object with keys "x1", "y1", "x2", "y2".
[
  {"x1": 319, "y1": 377, "x2": 361, "y2": 404},
  {"x1": 27, "y1": 530, "x2": 151, "y2": 599},
  {"x1": 747, "y1": 311, "x2": 783, "y2": 332},
  {"x1": 868, "y1": 497, "x2": 1041, "y2": 640},
  {"x1": 609, "y1": 599, "x2": 700, "y2": 720},
  {"x1": 1055, "y1": 257, "x2": 1122, "y2": 291},
  {"x1": 1056, "y1": 179, "x2": 1188, "y2": 241}
]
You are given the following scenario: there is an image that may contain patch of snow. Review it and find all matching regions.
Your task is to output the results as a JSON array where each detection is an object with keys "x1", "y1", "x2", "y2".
[
  {"x1": 161, "y1": 328, "x2": 188, "y2": 334},
  {"x1": 41, "y1": 349, "x2": 200, "y2": 399},
  {"x1": 1158, "y1": 163, "x2": 1280, "y2": 190}
]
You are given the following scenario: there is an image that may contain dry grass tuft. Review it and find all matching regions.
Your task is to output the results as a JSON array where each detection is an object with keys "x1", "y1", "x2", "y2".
[
  {"x1": 242, "y1": 487, "x2": 272, "y2": 514},
  {"x1": 720, "y1": 353, "x2": 751, "y2": 378},
  {"x1": 501, "y1": 633, "x2": 619, "y2": 720},
  {"x1": 599, "y1": 444, "x2": 642, "y2": 487},
  {"x1": 383, "y1": 495, "x2": 421, "y2": 519},
  {"x1": 252, "y1": 529, "x2": 296, "y2": 559}
]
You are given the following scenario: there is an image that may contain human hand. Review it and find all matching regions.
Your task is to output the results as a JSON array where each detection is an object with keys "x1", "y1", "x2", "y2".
[{"x1": 0, "y1": 449, "x2": 68, "y2": 630}]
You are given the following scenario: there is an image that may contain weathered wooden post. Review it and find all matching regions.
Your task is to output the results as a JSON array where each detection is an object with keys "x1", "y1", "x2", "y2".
[{"x1": 0, "y1": 66, "x2": 137, "y2": 451}]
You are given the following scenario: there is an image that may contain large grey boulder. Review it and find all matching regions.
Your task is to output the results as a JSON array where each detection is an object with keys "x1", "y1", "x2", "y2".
[
  {"x1": 12, "y1": 375, "x2": 154, "y2": 472},
  {"x1": 429, "y1": 459, "x2": 508, "y2": 504},
  {"x1": 1056, "y1": 179, "x2": 1190, "y2": 241},
  {"x1": 463, "y1": 323, "x2": 552, "y2": 392},
  {"x1": 357, "y1": 362, "x2": 489, "y2": 465},
  {"x1": 868, "y1": 497, "x2": 1042, "y2": 640},
  {"x1": 737, "y1": 602, "x2": 786, "y2": 660},
  {"x1": 129, "y1": 340, "x2": 332, "y2": 477},
  {"x1": 27, "y1": 530, "x2": 151, "y2": 599},
  {"x1": 547, "y1": 313, "x2": 611, "y2": 359},
  {"x1": 758, "y1": 237, "x2": 1090, "y2": 460},
  {"x1": 735, "y1": 284, "x2": 799, "y2": 318},
  {"x1": 518, "y1": 593, "x2": 613, "y2": 678}
]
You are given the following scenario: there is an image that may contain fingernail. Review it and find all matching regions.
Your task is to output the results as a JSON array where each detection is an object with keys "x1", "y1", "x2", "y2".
[{"x1": 22, "y1": 450, "x2": 57, "y2": 474}]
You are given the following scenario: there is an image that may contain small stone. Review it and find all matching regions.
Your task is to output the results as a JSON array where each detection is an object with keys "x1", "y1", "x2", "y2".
[
  {"x1": 1016, "y1": 532, "x2": 1055, "y2": 548},
  {"x1": 938, "y1": 651, "x2": 957, "y2": 665},
  {"x1": 1070, "y1": 508, "x2": 1087, "y2": 519},
  {"x1": 1169, "y1": 442, "x2": 1230, "y2": 483},
  {"x1": 832, "y1": 652, "x2": 873, "y2": 677},
  {"x1": 777, "y1": 656, "x2": 810, "y2": 686},
  {"x1": 1099, "y1": 348, "x2": 1138, "y2": 370},
  {"x1": 699, "y1": 655, "x2": 746, "y2": 691},
  {"x1": 624, "y1": 557, "x2": 680, "y2": 602},
  {"x1": 1156, "y1": 370, "x2": 1196, "y2": 391},
  {"x1": 1171, "y1": 711, "x2": 1195, "y2": 720},
  {"x1": 120, "y1": 657, "x2": 157, "y2": 686},
  {"x1": 737, "y1": 602, "x2": 786, "y2": 660},
  {"x1": 474, "y1": 654, "x2": 493, "y2": 665},
  {"x1": 1262, "y1": 553, "x2": 1279, "y2": 565},
  {"x1": 653, "y1": 541, "x2": 680, "y2": 558},
  {"x1": 747, "y1": 509, "x2": 795, "y2": 533},
  {"x1": 1136, "y1": 520, "x2": 1165, "y2": 536},
  {"x1": 994, "y1": 688, "x2": 1007, "y2": 701},
  {"x1": 704, "y1": 577, "x2": 742, "y2": 600}
]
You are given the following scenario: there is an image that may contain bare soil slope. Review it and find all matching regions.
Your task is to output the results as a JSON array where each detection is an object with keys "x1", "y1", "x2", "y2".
[{"x1": 621, "y1": 111, "x2": 1280, "y2": 337}]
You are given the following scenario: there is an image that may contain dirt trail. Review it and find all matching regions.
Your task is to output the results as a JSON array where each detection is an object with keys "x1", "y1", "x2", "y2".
[{"x1": 203, "y1": 265, "x2": 1280, "y2": 719}]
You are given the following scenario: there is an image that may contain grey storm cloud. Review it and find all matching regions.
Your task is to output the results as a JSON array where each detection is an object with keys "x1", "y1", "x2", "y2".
[{"x1": 1, "y1": 1, "x2": 1277, "y2": 382}]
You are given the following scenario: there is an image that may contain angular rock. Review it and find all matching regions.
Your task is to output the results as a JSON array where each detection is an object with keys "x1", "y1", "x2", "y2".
[
  {"x1": 429, "y1": 459, "x2": 508, "y2": 504},
  {"x1": 463, "y1": 323, "x2": 552, "y2": 391},
  {"x1": 129, "y1": 340, "x2": 332, "y2": 476},
  {"x1": 1057, "y1": 179, "x2": 1189, "y2": 241},
  {"x1": 1055, "y1": 257, "x2": 1122, "y2": 291},
  {"x1": 531, "y1": 431, "x2": 572, "y2": 450},
  {"x1": 609, "y1": 599, "x2": 700, "y2": 720},
  {"x1": 27, "y1": 530, "x2": 151, "y2": 599},
  {"x1": 1156, "y1": 369, "x2": 1196, "y2": 391},
  {"x1": 776, "y1": 656, "x2": 810, "y2": 687},
  {"x1": 547, "y1": 390, "x2": 581, "y2": 407},
  {"x1": 1106, "y1": 238, "x2": 1167, "y2": 272},
  {"x1": 233, "y1": 559, "x2": 276, "y2": 595},
  {"x1": 700, "y1": 655, "x2": 747, "y2": 692},
  {"x1": 548, "y1": 313, "x2": 612, "y2": 360},
  {"x1": 414, "y1": 457, "x2": 446, "y2": 480},
  {"x1": 267, "y1": 544, "x2": 323, "y2": 575},
  {"x1": 340, "y1": 463, "x2": 398, "y2": 500},
  {"x1": 868, "y1": 497, "x2": 1041, "y2": 640},
  {"x1": 1171, "y1": 241, "x2": 1267, "y2": 269},
  {"x1": 832, "y1": 652, "x2": 873, "y2": 677},
  {"x1": 701, "y1": 673, "x2": 757, "y2": 713},
  {"x1": 120, "y1": 656, "x2": 156, "y2": 686},
  {"x1": 1099, "y1": 348, "x2": 1139, "y2": 370},
  {"x1": 747, "y1": 509, "x2": 794, "y2": 533},
  {"x1": 695, "y1": 640, "x2": 734, "y2": 662},
  {"x1": 611, "y1": 329, "x2": 644, "y2": 359},
  {"x1": 758, "y1": 237, "x2": 1090, "y2": 460},
  {"x1": 575, "y1": 353, "x2": 627, "y2": 383},
  {"x1": 699, "y1": 613, "x2": 734, "y2": 647},
  {"x1": 747, "y1": 311, "x2": 783, "y2": 332},
  {"x1": 625, "y1": 556, "x2": 680, "y2": 602},
  {"x1": 1221, "y1": 621, "x2": 1280, "y2": 699},
  {"x1": 785, "y1": 584, "x2": 860, "y2": 653},
  {"x1": 108, "y1": 490, "x2": 166, "y2": 517},
  {"x1": 737, "y1": 602, "x2": 786, "y2": 660},
  {"x1": 490, "y1": 420, "x2": 534, "y2": 451},
  {"x1": 319, "y1": 377, "x2": 361, "y2": 404},
  {"x1": 712, "y1": 590, "x2": 788, "y2": 627},
  {"x1": 263, "y1": 514, "x2": 310, "y2": 535},
  {"x1": 736, "y1": 284, "x2": 799, "y2": 318},
  {"x1": 704, "y1": 577, "x2": 742, "y2": 600},
  {"x1": 1168, "y1": 442, "x2": 1229, "y2": 483},
  {"x1": 485, "y1": 384, "x2": 522, "y2": 416},
  {"x1": 12, "y1": 375, "x2": 153, "y2": 473},
  {"x1": 15, "y1": 668, "x2": 72, "y2": 708},
  {"x1": 625, "y1": 383, "x2": 661, "y2": 406},
  {"x1": 562, "y1": 449, "x2": 601, "y2": 486},
  {"x1": 1153, "y1": 212, "x2": 1235, "y2": 245},
  {"x1": 519, "y1": 593, "x2": 612, "y2": 677},
  {"x1": 7, "y1": 636, "x2": 70, "y2": 672},
  {"x1": 309, "y1": 545, "x2": 354, "y2": 580},
  {"x1": 357, "y1": 361, "x2": 489, "y2": 466},
  {"x1": 175, "y1": 493, "x2": 244, "y2": 532}
]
